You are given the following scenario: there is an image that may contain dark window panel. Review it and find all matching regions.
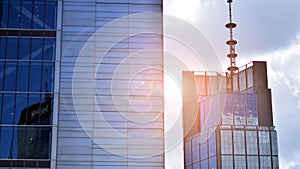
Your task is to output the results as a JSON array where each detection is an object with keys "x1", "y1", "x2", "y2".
[
  {"x1": 3, "y1": 61, "x2": 17, "y2": 91},
  {"x1": 16, "y1": 61, "x2": 29, "y2": 91},
  {"x1": 14, "y1": 93, "x2": 28, "y2": 125},
  {"x1": 41, "y1": 62, "x2": 54, "y2": 92},
  {"x1": 39, "y1": 94, "x2": 53, "y2": 125},
  {"x1": 19, "y1": 37, "x2": 31, "y2": 60},
  {"x1": 43, "y1": 38, "x2": 55, "y2": 60},
  {"x1": 18, "y1": 93, "x2": 40, "y2": 125},
  {"x1": 45, "y1": 1, "x2": 57, "y2": 29},
  {"x1": 6, "y1": 37, "x2": 19, "y2": 60},
  {"x1": 0, "y1": 0, "x2": 9, "y2": 28},
  {"x1": 1, "y1": 93, "x2": 15, "y2": 124},
  {"x1": 29, "y1": 61, "x2": 42, "y2": 92},
  {"x1": 32, "y1": 0, "x2": 45, "y2": 29},
  {"x1": 0, "y1": 37, "x2": 6, "y2": 59},
  {"x1": 0, "y1": 62, "x2": 4, "y2": 91},
  {"x1": 0, "y1": 126, "x2": 13, "y2": 158},
  {"x1": 8, "y1": 0, "x2": 21, "y2": 28},
  {"x1": 31, "y1": 38, "x2": 43, "y2": 60},
  {"x1": 20, "y1": 1, "x2": 33, "y2": 29}
]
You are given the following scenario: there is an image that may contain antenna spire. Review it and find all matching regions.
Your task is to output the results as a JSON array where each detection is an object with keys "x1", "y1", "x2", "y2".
[{"x1": 226, "y1": 0, "x2": 238, "y2": 73}]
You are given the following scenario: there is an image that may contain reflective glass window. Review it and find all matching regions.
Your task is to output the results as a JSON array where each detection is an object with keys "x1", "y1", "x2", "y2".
[
  {"x1": 19, "y1": 38, "x2": 31, "y2": 60},
  {"x1": 260, "y1": 156, "x2": 272, "y2": 169},
  {"x1": 20, "y1": 0, "x2": 33, "y2": 29},
  {"x1": 222, "y1": 94, "x2": 233, "y2": 125},
  {"x1": 0, "y1": 0, "x2": 9, "y2": 28},
  {"x1": 247, "y1": 156, "x2": 259, "y2": 168},
  {"x1": 0, "y1": 126, "x2": 13, "y2": 158},
  {"x1": 0, "y1": 37, "x2": 6, "y2": 59},
  {"x1": 31, "y1": 38, "x2": 43, "y2": 60},
  {"x1": 3, "y1": 61, "x2": 17, "y2": 91},
  {"x1": 185, "y1": 140, "x2": 192, "y2": 166},
  {"x1": 272, "y1": 156, "x2": 279, "y2": 169},
  {"x1": 201, "y1": 159, "x2": 208, "y2": 169},
  {"x1": 193, "y1": 162, "x2": 200, "y2": 169},
  {"x1": 259, "y1": 131, "x2": 271, "y2": 155},
  {"x1": 16, "y1": 61, "x2": 30, "y2": 91},
  {"x1": 247, "y1": 67, "x2": 253, "y2": 88},
  {"x1": 192, "y1": 137, "x2": 199, "y2": 163},
  {"x1": 45, "y1": 1, "x2": 57, "y2": 29},
  {"x1": 29, "y1": 61, "x2": 42, "y2": 92},
  {"x1": 208, "y1": 132, "x2": 216, "y2": 157},
  {"x1": 221, "y1": 130, "x2": 232, "y2": 154},
  {"x1": 209, "y1": 156, "x2": 217, "y2": 169},
  {"x1": 246, "y1": 130, "x2": 258, "y2": 155},
  {"x1": 246, "y1": 94, "x2": 258, "y2": 125},
  {"x1": 44, "y1": 38, "x2": 55, "y2": 60},
  {"x1": 6, "y1": 38, "x2": 19, "y2": 60},
  {"x1": 233, "y1": 94, "x2": 246, "y2": 125},
  {"x1": 32, "y1": 0, "x2": 45, "y2": 29},
  {"x1": 235, "y1": 156, "x2": 246, "y2": 168},
  {"x1": 239, "y1": 70, "x2": 246, "y2": 91},
  {"x1": 15, "y1": 93, "x2": 28, "y2": 124},
  {"x1": 221, "y1": 155, "x2": 233, "y2": 169},
  {"x1": 41, "y1": 62, "x2": 54, "y2": 92},
  {"x1": 8, "y1": 0, "x2": 21, "y2": 28},
  {"x1": 1, "y1": 93, "x2": 15, "y2": 124},
  {"x1": 0, "y1": 62, "x2": 4, "y2": 91},
  {"x1": 271, "y1": 131, "x2": 278, "y2": 155},
  {"x1": 233, "y1": 130, "x2": 245, "y2": 155},
  {"x1": 200, "y1": 140, "x2": 208, "y2": 160}
]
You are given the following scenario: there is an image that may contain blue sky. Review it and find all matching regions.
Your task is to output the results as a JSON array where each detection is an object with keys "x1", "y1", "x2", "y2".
[{"x1": 164, "y1": 0, "x2": 300, "y2": 168}]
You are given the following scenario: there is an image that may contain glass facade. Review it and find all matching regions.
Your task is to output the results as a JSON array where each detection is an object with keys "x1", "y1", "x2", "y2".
[
  {"x1": 184, "y1": 63, "x2": 279, "y2": 169},
  {"x1": 0, "y1": 0, "x2": 56, "y2": 168}
]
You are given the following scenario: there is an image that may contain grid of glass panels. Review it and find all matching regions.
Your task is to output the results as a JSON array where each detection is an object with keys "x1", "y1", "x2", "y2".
[
  {"x1": 185, "y1": 131, "x2": 217, "y2": 168},
  {"x1": 0, "y1": 0, "x2": 56, "y2": 168},
  {"x1": 220, "y1": 128, "x2": 279, "y2": 169}
]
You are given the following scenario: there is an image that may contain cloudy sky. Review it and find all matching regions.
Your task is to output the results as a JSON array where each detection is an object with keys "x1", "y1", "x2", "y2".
[{"x1": 164, "y1": 0, "x2": 300, "y2": 169}]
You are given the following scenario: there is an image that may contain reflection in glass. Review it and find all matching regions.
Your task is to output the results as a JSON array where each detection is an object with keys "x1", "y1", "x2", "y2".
[
  {"x1": 222, "y1": 155, "x2": 233, "y2": 169},
  {"x1": 31, "y1": 38, "x2": 43, "y2": 60},
  {"x1": 0, "y1": 37, "x2": 6, "y2": 59},
  {"x1": 259, "y1": 131, "x2": 271, "y2": 155},
  {"x1": 42, "y1": 62, "x2": 54, "y2": 92},
  {"x1": 0, "y1": 0, "x2": 9, "y2": 28},
  {"x1": 45, "y1": 1, "x2": 57, "y2": 29},
  {"x1": 32, "y1": 1, "x2": 45, "y2": 29},
  {"x1": 271, "y1": 131, "x2": 278, "y2": 155},
  {"x1": 44, "y1": 38, "x2": 55, "y2": 60},
  {"x1": 21, "y1": 1, "x2": 33, "y2": 29},
  {"x1": 6, "y1": 38, "x2": 18, "y2": 59},
  {"x1": 29, "y1": 62, "x2": 42, "y2": 92},
  {"x1": 260, "y1": 156, "x2": 272, "y2": 169},
  {"x1": 246, "y1": 130, "x2": 258, "y2": 155},
  {"x1": 221, "y1": 130, "x2": 232, "y2": 154},
  {"x1": 0, "y1": 126, "x2": 13, "y2": 158},
  {"x1": 19, "y1": 38, "x2": 31, "y2": 60},
  {"x1": 3, "y1": 61, "x2": 17, "y2": 91},
  {"x1": 14, "y1": 93, "x2": 28, "y2": 124},
  {"x1": 185, "y1": 140, "x2": 192, "y2": 166},
  {"x1": 247, "y1": 156, "x2": 259, "y2": 168},
  {"x1": 8, "y1": 0, "x2": 21, "y2": 28},
  {"x1": 1, "y1": 93, "x2": 15, "y2": 124},
  {"x1": 233, "y1": 130, "x2": 245, "y2": 155},
  {"x1": 235, "y1": 156, "x2": 246, "y2": 168},
  {"x1": 17, "y1": 61, "x2": 29, "y2": 91}
]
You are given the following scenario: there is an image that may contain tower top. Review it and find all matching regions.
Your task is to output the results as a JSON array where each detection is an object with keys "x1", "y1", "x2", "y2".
[{"x1": 226, "y1": 0, "x2": 238, "y2": 73}]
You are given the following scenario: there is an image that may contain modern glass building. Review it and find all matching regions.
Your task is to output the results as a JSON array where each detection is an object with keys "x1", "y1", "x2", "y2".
[
  {"x1": 183, "y1": 62, "x2": 279, "y2": 169},
  {"x1": 0, "y1": 0, "x2": 164, "y2": 169}
]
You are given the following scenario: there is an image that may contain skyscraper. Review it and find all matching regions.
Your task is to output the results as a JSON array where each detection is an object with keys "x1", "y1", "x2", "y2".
[
  {"x1": 183, "y1": 62, "x2": 279, "y2": 169},
  {"x1": 183, "y1": 0, "x2": 279, "y2": 168},
  {"x1": 0, "y1": 0, "x2": 164, "y2": 168}
]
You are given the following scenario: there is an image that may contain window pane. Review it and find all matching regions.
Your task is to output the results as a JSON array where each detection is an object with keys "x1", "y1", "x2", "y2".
[
  {"x1": 29, "y1": 61, "x2": 42, "y2": 92},
  {"x1": 233, "y1": 130, "x2": 245, "y2": 155},
  {"x1": 0, "y1": 0, "x2": 9, "y2": 28},
  {"x1": 235, "y1": 156, "x2": 246, "y2": 168},
  {"x1": 221, "y1": 130, "x2": 232, "y2": 154},
  {"x1": 259, "y1": 131, "x2": 271, "y2": 155},
  {"x1": 31, "y1": 38, "x2": 43, "y2": 60},
  {"x1": 19, "y1": 38, "x2": 31, "y2": 60},
  {"x1": 208, "y1": 132, "x2": 216, "y2": 157},
  {"x1": 246, "y1": 94, "x2": 258, "y2": 125},
  {"x1": 20, "y1": 0, "x2": 33, "y2": 29},
  {"x1": 192, "y1": 137, "x2": 199, "y2": 163},
  {"x1": 233, "y1": 94, "x2": 246, "y2": 125},
  {"x1": 222, "y1": 155, "x2": 233, "y2": 169},
  {"x1": 260, "y1": 156, "x2": 272, "y2": 168},
  {"x1": 247, "y1": 156, "x2": 259, "y2": 168},
  {"x1": 0, "y1": 126, "x2": 13, "y2": 158},
  {"x1": 0, "y1": 37, "x2": 6, "y2": 59},
  {"x1": 4, "y1": 61, "x2": 17, "y2": 91},
  {"x1": 185, "y1": 140, "x2": 192, "y2": 166},
  {"x1": 1, "y1": 93, "x2": 15, "y2": 124},
  {"x1": 222, "y1": 94, "x2": 233, "y2": 125},
  {"x1": 8, "y1": 1, "x2": 21, "y2": 28},
  {"x1": 16, "y1": 61, "x2": 29, "y2": 91},
  {"x1": 246, "y1": 130, "x2": 258, "y2": 155},
  {"x1": 32, "y1": 0, "x2": 45, "y2": 29},
  {"x1": 39, "y1": 94, "x2": 52, "y2": 125},
  {"x1": 43, "y1": 38, "x2": 55, "y2": 60},
  {"x1": 45, "y1": 1, "x2": 57, "y2": 29},
  {"x1": 15, "y1": 93, "x2": 28, "y2": 125},
  {"x1": 41, "y1": 62, "x2": 54, "y2": 92},
  {"x1": 271, "y1": 131, "x2": 278, "y2": 155},
  {"x1": 6, "y1": 38, "x2": 19, "y2": 60},
  {"x1": 0, "y1": 62, "x2": 4, "y2": 91}
]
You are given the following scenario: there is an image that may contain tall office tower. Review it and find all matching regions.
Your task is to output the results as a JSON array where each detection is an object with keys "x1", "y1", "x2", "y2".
[
  {"x1": 0, "y1": 0, "x2": 164, "y2": 169},
  {"x1": 183, "y1": 1, "x2": 279, "y2": 168},
  {"x1": 183, "y1": 62, "x2": 279, "y2": 169}
]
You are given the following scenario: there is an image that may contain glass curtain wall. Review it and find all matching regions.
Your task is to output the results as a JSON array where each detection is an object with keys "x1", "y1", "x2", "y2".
[{"x1": 0, "y1": 0, "x2": 56, "y2": 168}]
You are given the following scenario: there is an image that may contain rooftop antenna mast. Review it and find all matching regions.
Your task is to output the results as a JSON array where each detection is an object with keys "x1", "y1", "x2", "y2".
[{"x1": 226, "y1": 0, "x2": 238, "y2": 74}]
